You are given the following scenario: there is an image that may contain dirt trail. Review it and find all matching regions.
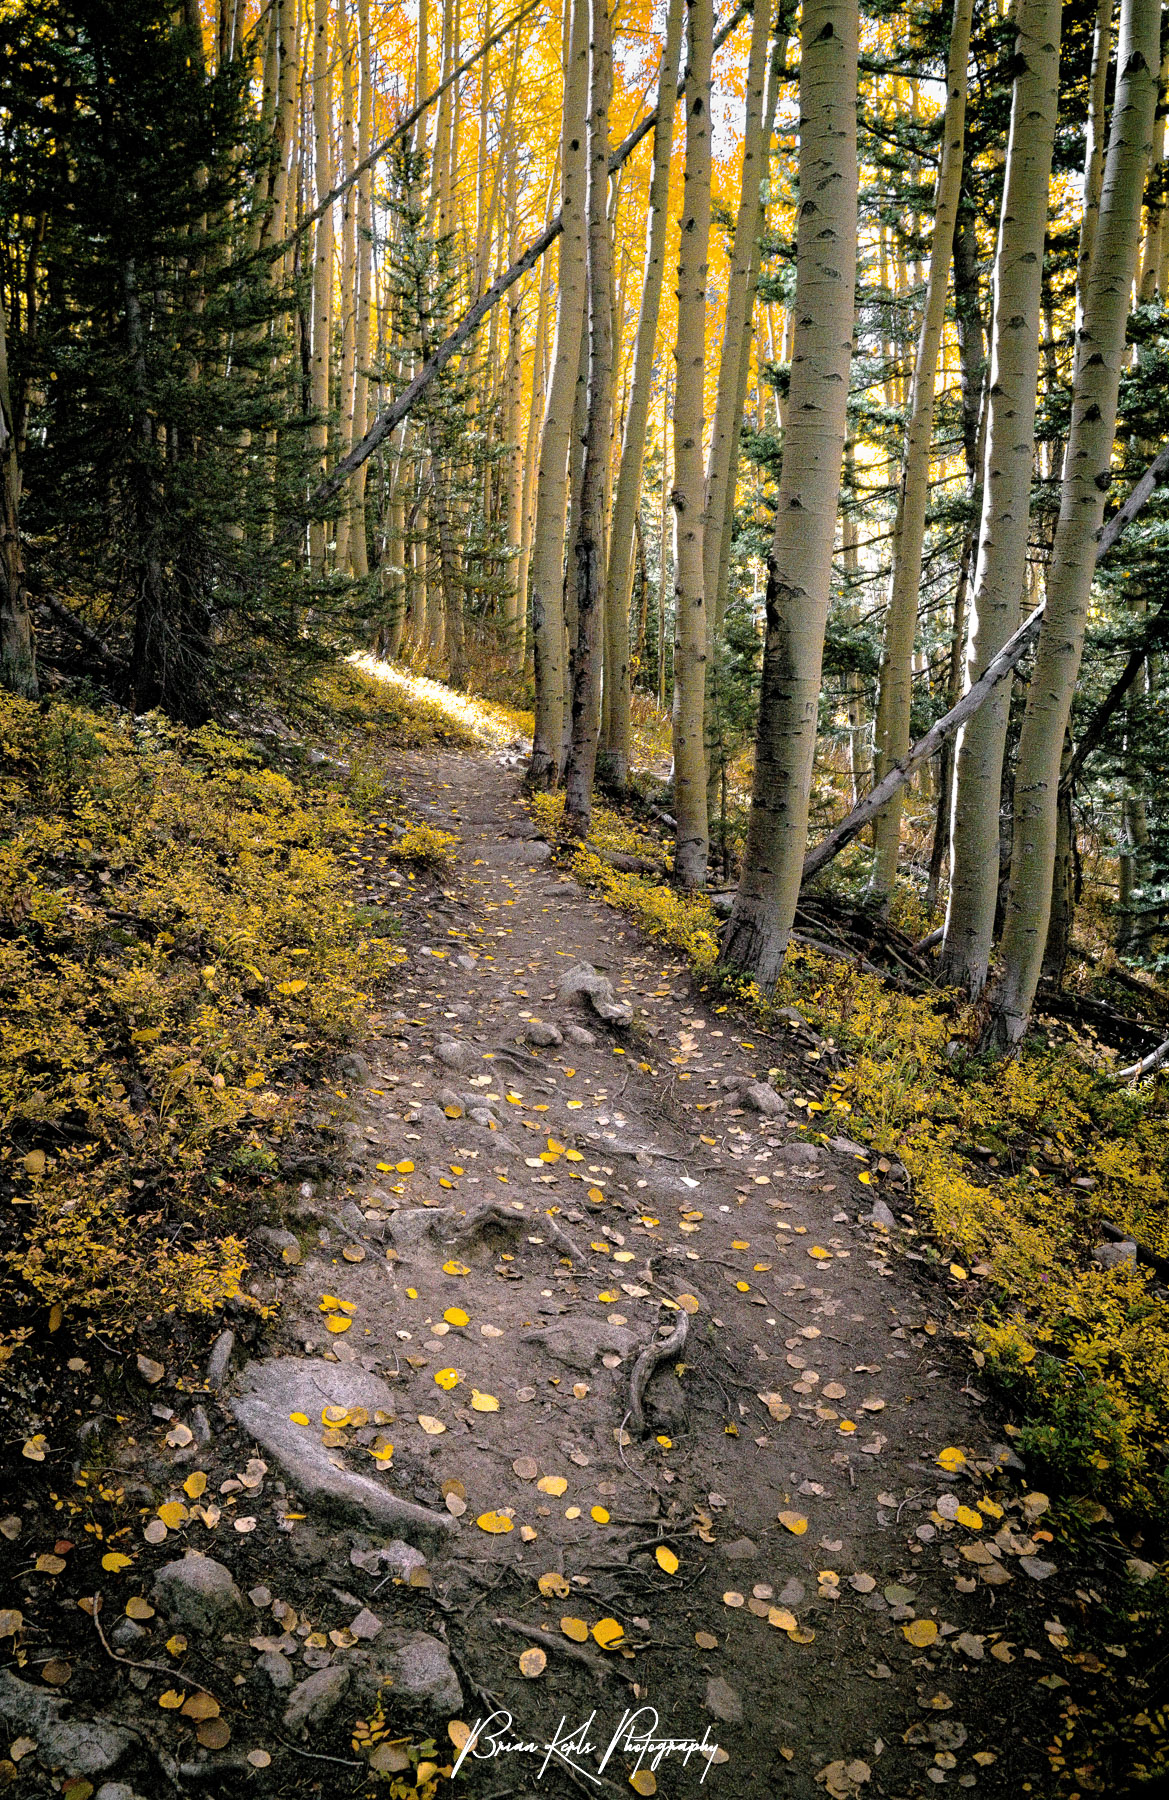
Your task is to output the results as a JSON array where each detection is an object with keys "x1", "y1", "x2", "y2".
[{"x1": 228, "y1": 748, "x2": 1078, "y2": 1799}]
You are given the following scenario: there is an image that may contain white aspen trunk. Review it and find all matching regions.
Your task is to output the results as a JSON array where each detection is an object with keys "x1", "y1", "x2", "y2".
[
  {"x1": 702, "y1": 0, "x2": 771, "y2": 636},
  {"x1": 529, "y1": 0, "x2": 590, "y2": 788},
  {"x1": 1137, "y1": 42, "x2": 1169, "y2": 299},
  {"x1": 504, "y1": 159, "x2": 526, "y2": 658},
  {"x1": 515, "y1": 209, "x2": 555, "y2": 664},
  {"x1": 1077, "y1": 0, "x2": 1113, "y2": 327},
  {"x1": 309, "y1": 0, "x2": 335, "y2": 572},
  {"x1": 670, "y1": 0, "x2": 714, "y2": 891},
  {"x1": 414, "y1": 0, "x2": 430, "y2": 155},
  {"x1": 721, "y1": 0, "x2": 858, "y2": 980},
  {"x1": 350, "y1": 0, "x2": 372, "y2": 578},
  {"x1": 867, "y1": 0, "x2": 973, "y2": 906},
  {"x1": 599, "y1": 0, "x2": 684, "y2": 788},
  {"x1": 938, "y1": 0, "x2": 1062, "y2": 993},
  {"x1": 988, "y1": 0, "x2": 1159, "y2": 1047},
  {"x1": 563, "y1": 0, "x2": 614, "y2": 837},
  {"x1": 335, "y1": 0, "x2": 358, "y2": 571}
]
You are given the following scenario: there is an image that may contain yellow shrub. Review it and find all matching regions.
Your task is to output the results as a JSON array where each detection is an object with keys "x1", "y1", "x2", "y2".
[{"x1": 390, "y1": 823, "x2": 460, "y2": 868}]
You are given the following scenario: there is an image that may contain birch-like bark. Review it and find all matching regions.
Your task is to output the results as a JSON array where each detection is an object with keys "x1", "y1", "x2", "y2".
[
  {"x1": 939, "y1": 0, "x2": 1062, "y2": 993},
  {"x1": 702, "y1": 0, "x2": 773, "y2": 637},
  {"x1": 867, "y1": 0, "x2": 973, "y2": 906},
  {"x1": 529, "y1": 0, "x2": 590, "y2": 787},
  {"x1": 671, "y1": 0, "x2": 714, "y2": 889},
  {"x1": 988, "y1": 0, "x2": 1159, "y2": 1048},
  {"x1": 308, "y1": 0, "x2": 335, "y2": 572},
  {"x1": 335, "y1": 2, "x2": 358, "y2": 571},
  {"x1": 721, "y1": 0, "x2": 858, "y2": 975},
  {"x1": 1077, "y1": 0, "x2": 1114, "y2": 326},
  {"x1": 599, "y1": 0, "x2": 684, "y2": 788},
  {"x1": 563, "y1": 0, "x2": 614, "y2": 837},
  {"x1": 0, "y1": 297, "x2": 36, "y2": 698}
]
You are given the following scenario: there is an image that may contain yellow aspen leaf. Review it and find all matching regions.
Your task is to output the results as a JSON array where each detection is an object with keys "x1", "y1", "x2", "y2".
[
  {"x1": 443, "y1": 1308, "x2": 469, "y2": 1328},
  {"x1": 777, "y1": 1512, "x2": 808, "y2": 1535},
  {"x1": 937, "y1": 1447, "x2": 966, "y2": 1472},
  {"x1": 807, "y1": 1246, "x2": 831, "y2": 1260},
  {"x1": 903, "y1": 1619, "x2": 939, "y2": 1647},
  {"x1": 735, "y1": 1281, "x2": 750, "y2": 1293},
  {"x1": 518, "y1": 1647, "x2": 546, "y2": 1677},
  {"x1": 321, "y1": 1406, "x2": 350, "y2": 1426},
  {"x1": 444, "y1": 1105, "x2": 464, "y2": 1118},
  {"x1": 587, "y1": 1187, "x2": 605, "y2": 1203},
  {"x1": 166, "y1": 1635, "x2": 187, "y2": 1656},
  {"x1": 417, "y1": 1415, "x2": 447, "y2": 1435},
  {"x1": 565, "y1": 1506, "x2": 582, "y2": 1520},
  {"x1": 101, "y1": 1553, "x2": 132, "y2": 1572},
  {"x1": 537, "y1": 1475, "x2": 568, "y2": 1497},
  {"x1": 768, "y1": 1607, "x2": 798, "y2": 1631},
  {"x1": 476, "y1": 1511, "x2": 514, "y2": 1534},
  {"x1": 676, "y1": 1293, "x2": 700, "y2": 1315},
  {"x1": 443, "y1": 1260, "x2": 471, "y2": 1276},
  {"x1": 434, "y1": 1368, "x2": 460, "y2": 1390},
  {"x1": 598, "y1": 1290, "x2": 620, "y2": 1303},
  {"x1": 158, "y1": 1690, "x2": 185, "y2": 1710},
  {"x1": 949, "y1": 1264, "x2": 968, "y2": 1281},
  {"x1": 319, "y1": 1295, "x2": 341, "y2": 1312},
  {"x1": 655, "y1": 1546, "x2": 679, "y2": 1575},
  {"x1": 592, "y1": 1618, "x2": 624, "y2": 1648},
  {"x1": 590, "y1": 1505, "x2": 610, "y2": 1524},
  {"x1": 561, "y1": 1617, "x2": 589, "y2": 1643},
  {"x1": 275, "y1": 979, "x2": 307, "y2": 995},
  {"x1": 630, "y1": 1773, "x2": 657, "y2": 1795},
  {"x1": 722, "y1": 1591, "x2": 745, "y2": 1608},
  {"x1": 470, "y1": 1391, "x2": 499, "y2": 1412},
  {"x1": 538, "y1": 1571, "x2": 571, "y2": 1598},
  {"x1": 954, "y1": 1506, "x2": 983, "y2": 1529},
  {"x1": 325, "y1": 1315, "x2": 352, "y2": 1333},
  {"x1": 157, "y1": 1502, "x2": 188, "y2": 1530},
  {"x1": 183, "y1": 1473, "x2": 206, "y2": 1500},
  {"x1": 787, "y1": 1626, "x2": 816, "y2": 1644},
  {"x1": 395, "y1": 1160, "x2": 415, "y2": 1174},
  {"x1": 125, "y1": 1597, "x2": 155, "y2": 1620}
]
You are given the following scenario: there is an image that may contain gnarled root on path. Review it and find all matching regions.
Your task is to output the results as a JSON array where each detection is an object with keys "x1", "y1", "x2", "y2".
[{"x1": 628, "y1": 1305, "x2": 690, "y2": 1436}]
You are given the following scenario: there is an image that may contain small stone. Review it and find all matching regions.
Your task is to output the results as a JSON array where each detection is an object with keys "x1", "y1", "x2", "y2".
[
  {"x1": 249, "y1": 1586, "x2": 272, "y2": 1608},
  {"x1": 384, "y1": 1632, "x2": 462, "y2": 1716},
  {"x1": 0, "y1": 1669, "x2": 131, "y2": 1776},
  {"x1": 868, "y1": 1199, "x2": 897, "y2": 1230},
  {"x1": 282, "y1": 1666, "x2": 351, "y2": 1733},
  {"x1": 1092, "y1": 1240, "x2": 1137, "y2": 1271},
  {"x1": 257, "y1": 1651, "x2": 294, "y2": 1691},
  {"x1": 109, "y1": 1618, "x2": 147, "y2": 1650},
  {"x1": 557, "y1": 962, "x2": 633, "y2": 1027},
  {"x1": 348, "y1": 1608, "x2": 383, "y2": 1641},
  {"x1": 205, "y1": 1330, "x2": 235, "y2": 1392},
  {"x1": 152, "y1": 1555, "x2": 245, "y2": 1634},
  {"x1": 741, "y1": 1082, "x2": 786, "y2": 1118},
  {"x1": 136, "y1": 1353, "x2": 165, "y2": 1386},
  {"x1": 779, "y1": 1578, "x2": 806, "y2": 1607},
  {"x1": 1019, "y1": 1556, "x2": 1057, "y2": 1581},
  {"x1": 704, "y1": 1676, "x2": 743, "y2": 1723},
  {"x1": 436, "y1": 1039, "x2": 480, "y2": 1071},
  {"x1": 563, "y1": 1024, "x2": 596, "y2": 1047},
  {"x1": 721, "y1": 1537, "x2": 758, "y2": 1562},
  {"x1": 524, "y1": 1021, "x2": 563, "y2": 1048}
]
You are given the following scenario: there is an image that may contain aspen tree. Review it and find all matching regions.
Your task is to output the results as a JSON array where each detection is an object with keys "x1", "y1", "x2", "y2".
[
  {"x1": 721, "y1": 0, "x2": 858, "y2": 980},
  {"x1": 350, "y1": 0, "x2": 373, "y2": 578},
  {"x1": 529, "y1": 0, "x2": 590, "y2": 788},
  {"x1": 939, "y1": 0, "x2": 1062, "y2": 994},
  {"x1": 599, "y1": 0, "x2": 684, "y2": 789},
  {"x1": 563, "y1": 0, "x2": 614, "y2": 837},
  {"x1": 867, "y1": 0, "x2": 973, "y2": 908},
  {"x1": 335, "y1": 3, "x2": 358, "y2": 572},
  {"x1": 989, "y1": 0, "x2": 1160, "y2": 1047},
  {"x1": 670, "y1": 0, "x2": 714, "y2": 891},
  {"x1": 703, "y1": 0, "x2": 774, "y2": 641},
  {"x1": 0, "y1": 296, "x2": 36, "y2": 698},
  {"x1": 309, "y1": 0, "x2": 335, "y2": 572}
]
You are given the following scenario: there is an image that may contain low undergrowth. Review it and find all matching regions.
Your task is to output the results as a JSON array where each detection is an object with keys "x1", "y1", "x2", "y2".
[
  {"x1": 0, "y1": 683, "x2": 445, "y2": 1378},
  {"x1": 532, "y1": 788, "x2": 1169, "y2": 1528}
]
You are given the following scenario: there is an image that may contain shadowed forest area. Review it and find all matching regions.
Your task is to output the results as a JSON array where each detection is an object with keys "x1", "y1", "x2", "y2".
[{"x1": 4, "y1": 0, "x2": 1169, "y2": 1796}]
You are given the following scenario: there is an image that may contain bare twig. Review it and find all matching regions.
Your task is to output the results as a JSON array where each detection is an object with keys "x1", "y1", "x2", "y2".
[
  {"x1": 492, "y1": 1614, "x2": 633, "y2": 1686},
  {"x1": 91, "y1": 1593, "x2": 213, "y2": 1693}
]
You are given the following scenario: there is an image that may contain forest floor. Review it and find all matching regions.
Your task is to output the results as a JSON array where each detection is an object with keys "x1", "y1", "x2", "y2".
[{"x1": 0, "y1": 729, "x2": 1134, "y2": 1800}]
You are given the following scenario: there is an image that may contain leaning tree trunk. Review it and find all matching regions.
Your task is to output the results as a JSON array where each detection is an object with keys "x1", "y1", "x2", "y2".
[
  {"x1": 938, "y1": 0, "x2": 1062, "y2": 995},
  {"x1": 866, "y1": 0, "x2": 973, "y2": 909},
  {"x1": 528, "y1": 0, "x2": 590, "y2": 788},
  {"x1": 670, "y1": 0, "x2": 715, "y2": 891},
  {"x1": 720, "y1": 0, "x2": 858, "y2": 980},
  {"x1": 597, "y1": 0, "x2": 684, "y2": 790},
  {"x1": 563, "y1": 0, "x2": 614, "y2": 838},
  {"x1": 988, "y1": 0, "x2": 1159, "y2": 1049},
  {"x1": 308, "y1": 0, "x2": 335, "y2": 573}
]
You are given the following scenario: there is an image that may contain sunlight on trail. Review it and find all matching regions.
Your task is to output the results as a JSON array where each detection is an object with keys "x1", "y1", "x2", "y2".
[{"x1": 350, "y1": 653, "x2": 534, "y2": 747}]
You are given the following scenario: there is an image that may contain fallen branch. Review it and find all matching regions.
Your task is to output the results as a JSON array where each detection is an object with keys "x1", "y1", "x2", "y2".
[
  {"x1": 92, "y1": 1592, "x2": 214, "y2": 1693},
  {"x1": 582, "y1": 841, "x2": 668, "y2": 875},
  {"x1": 628, "y1": 1306, "x2": 689, "y2": 1436},
  {"x1": 1116, "y1": 1037, "x2": 1169, "y2": 1081},
  {"x1": 38, "y1": 592, "x2": 121, "y2": 668},
  {"x1": 801, "y1": 441, "x2": 1169, "y2": 885}
]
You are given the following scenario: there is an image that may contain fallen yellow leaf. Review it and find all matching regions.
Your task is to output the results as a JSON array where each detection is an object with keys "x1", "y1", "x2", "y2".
[
  {"x1": 592, "y1": 1618, "x2": 624, "y2": 1648},
  {"x1": 903, "y1": 1618, "x2": 939, "y2": 1647},
  {"x1": 519, "y1": 1646, "x2": 546, "y2": 1677},
  {"x1": 476, "y1": 1511, "x2": 514, "y2": 1534},
  {"x1": 777, "y1": 1511, "x2": 808, "y2": 1536},
  {"x1": 561, "y1": 1617, "x2": 589, "y2": 1643},
  {"x1": 655, "y1": 1545, "x2": 679, "y2": 1575},
  {"x1": 470, "y1": 1390, "x2": 499, "y2": 1412}
]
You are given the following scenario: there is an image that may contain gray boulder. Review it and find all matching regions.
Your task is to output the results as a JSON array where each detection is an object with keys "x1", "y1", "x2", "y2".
[
  {"x1": 563, "y1": 1023, "x2": 597, "y2": 1047},
  {"x1": 524, "y1": 1020, "x2": 563, "y2": 1048},
  {"x1": 557, "y1": 962, "x2": 633, "y2": 1028},
  {"x1": 282, "y1": 1666, "x2": 351, "y2": 1733},
  {"x1": 742, "y1": 1081, "x2": 786, "y2": 1118},
  {"x1": 1093, "y1": 1239, "x2": 1137, "y2": 1271},
  {"x1": 435, "y1": 1038, "x2": 479, "y2": 1071},
  {"x1": 522, "y1": 1315, "x2": 640, "y2": 1374},
  {"x1": 152, "y1": 1554, "x2": 245, "y2": 1634},
  {"x1": 257, "y1": 1650, "x2": 295, "y2": 1690},
  {"x1": 0, "y1": 1669, "x2": 132, "y2": 1777},
  {"x1": 383, "y1": 1631, "x2": 462, "y2": 1717}
]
